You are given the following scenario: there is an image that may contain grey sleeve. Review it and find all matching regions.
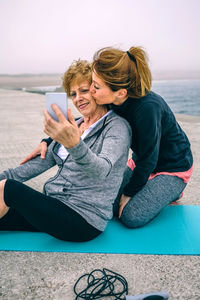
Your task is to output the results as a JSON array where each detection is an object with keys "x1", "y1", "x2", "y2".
[
  {"x1": 67, "y1": 119, "x2": 131, "y2": 179},
  {"x1": 0, "y1": 145, "x2": 56, "y2": 182}
]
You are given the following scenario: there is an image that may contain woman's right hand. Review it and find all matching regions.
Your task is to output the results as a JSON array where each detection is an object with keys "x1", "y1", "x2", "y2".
[{"x1": 20, "y1": 141, "x2": 48, "y2": 165}]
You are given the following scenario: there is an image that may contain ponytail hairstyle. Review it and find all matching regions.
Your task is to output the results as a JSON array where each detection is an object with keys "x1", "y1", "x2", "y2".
[{"x1": 92, "y1": 46, "x2": 152, "y2": 98}]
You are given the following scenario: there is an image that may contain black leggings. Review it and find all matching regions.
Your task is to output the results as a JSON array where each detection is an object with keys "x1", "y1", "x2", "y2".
[{"x1": 0, "y1": 179, "x2": 102, "y2": 242}]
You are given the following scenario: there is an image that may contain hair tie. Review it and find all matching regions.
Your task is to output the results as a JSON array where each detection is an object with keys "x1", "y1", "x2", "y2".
[{"x1": 126, "y1": 51, "x2": 136, "y2": 63}]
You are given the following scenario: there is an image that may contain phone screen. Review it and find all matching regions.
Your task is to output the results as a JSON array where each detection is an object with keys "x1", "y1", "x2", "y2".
[{"x1": 45, "y1": 93, "x2": 68, "y2": 121}]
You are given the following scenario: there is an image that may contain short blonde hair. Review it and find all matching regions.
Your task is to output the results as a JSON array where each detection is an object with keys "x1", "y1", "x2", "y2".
[
  {"x1": 92, "y1": 46, "x2": 152, "y2": 98},
  {"x1": 62, "y1": 60, "x2": 92, "y2": 96}
]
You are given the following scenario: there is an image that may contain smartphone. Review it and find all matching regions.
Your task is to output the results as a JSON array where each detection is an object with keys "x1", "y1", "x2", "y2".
[{"x1": 45, "y1": 92, "x2": 68, "y2": 121}]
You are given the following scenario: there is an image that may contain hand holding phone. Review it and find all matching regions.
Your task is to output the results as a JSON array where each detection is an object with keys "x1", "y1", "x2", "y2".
[{"x1": 45, "y1": 92, "x2": 68, "y2": 121}]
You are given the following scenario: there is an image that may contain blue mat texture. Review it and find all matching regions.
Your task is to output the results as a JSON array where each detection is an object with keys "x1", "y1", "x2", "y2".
[{"x1": 0, "y1": 205, "x2": 199, "y2": 255}]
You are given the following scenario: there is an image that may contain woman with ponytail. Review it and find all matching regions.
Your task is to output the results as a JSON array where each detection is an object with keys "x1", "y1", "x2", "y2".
[{"x1": 90, "y1": 46, "x2": 193, "y2": 228}]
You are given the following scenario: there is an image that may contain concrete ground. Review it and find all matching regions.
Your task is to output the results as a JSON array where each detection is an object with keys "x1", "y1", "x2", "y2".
[{"x1": 0, "y1": 88, "x2": 200, "y2": 299}]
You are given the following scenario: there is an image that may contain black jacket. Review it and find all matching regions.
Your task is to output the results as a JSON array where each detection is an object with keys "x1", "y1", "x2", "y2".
[{"x1": 111, "y1": 91, "x2": 193, "y2": 197}]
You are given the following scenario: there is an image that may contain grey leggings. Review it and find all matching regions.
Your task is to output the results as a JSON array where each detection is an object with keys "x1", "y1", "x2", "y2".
[{"x1": 113, "y1": 166, "x2": 187, "y2": 228}]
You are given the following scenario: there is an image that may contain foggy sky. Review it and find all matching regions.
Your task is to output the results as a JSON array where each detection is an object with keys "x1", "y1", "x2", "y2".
[{"x1": 0, "y1": 0, "x2": 200, "y2": 74}]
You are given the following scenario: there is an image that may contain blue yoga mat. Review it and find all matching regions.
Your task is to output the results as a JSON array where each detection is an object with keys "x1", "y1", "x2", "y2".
[{"x1": 0, "y1": 205, "x2": 199, "y2": 255}]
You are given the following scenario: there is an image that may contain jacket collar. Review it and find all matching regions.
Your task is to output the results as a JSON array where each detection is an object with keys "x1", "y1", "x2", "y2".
[
  {"x1": 81, "y1": 110, "x2": 115, "y2": 140},
  {"x1": 53, "y1": 110, "x2": 116, "y2": 153}
]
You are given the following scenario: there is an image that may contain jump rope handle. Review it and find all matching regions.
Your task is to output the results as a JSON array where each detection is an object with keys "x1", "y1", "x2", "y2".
[{"x1": 126, "y1": 291, "x2": 169, "y2": 300}]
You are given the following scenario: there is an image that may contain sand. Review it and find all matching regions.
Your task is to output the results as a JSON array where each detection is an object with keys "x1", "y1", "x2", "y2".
[{"x1": 0, "y1": 74, "x2": 62, "y2": 89}]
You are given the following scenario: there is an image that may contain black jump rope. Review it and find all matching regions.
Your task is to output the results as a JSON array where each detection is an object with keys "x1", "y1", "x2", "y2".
[{"x1": 73, "y1": 268, "x2": 169, "y2": 300}]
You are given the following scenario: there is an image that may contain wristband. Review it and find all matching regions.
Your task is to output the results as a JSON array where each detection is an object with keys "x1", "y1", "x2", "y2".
[{"x1": 41, "y1": 137, "x2": 53, "y2": 146}]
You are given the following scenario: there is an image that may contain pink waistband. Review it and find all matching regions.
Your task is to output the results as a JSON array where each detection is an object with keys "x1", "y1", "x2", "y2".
[{"x1": 127, "y1": 158, "x2": 193, "y2": 183}]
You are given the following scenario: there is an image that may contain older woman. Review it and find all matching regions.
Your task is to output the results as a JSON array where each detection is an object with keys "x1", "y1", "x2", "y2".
[{"x1": 0, "y1": 60, "x2": 131, "y2": 241}]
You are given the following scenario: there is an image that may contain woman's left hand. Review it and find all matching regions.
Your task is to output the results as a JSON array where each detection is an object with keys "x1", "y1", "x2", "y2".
[
  {"x1": 119, "y1": 194, "x2": 131, "y2": 218},
  {"x1": 44, "y1": 104, "x2": 80, "y2": 148}
]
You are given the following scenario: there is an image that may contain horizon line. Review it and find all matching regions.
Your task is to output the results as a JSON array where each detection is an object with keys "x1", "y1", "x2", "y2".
[{"x1": 0, "y1": 69, "x2": 200, "y2": 76}]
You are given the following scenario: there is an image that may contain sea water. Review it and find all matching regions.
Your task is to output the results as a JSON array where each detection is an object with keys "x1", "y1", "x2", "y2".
[{"x1": 152, "y1": 79, "x2": 200, "y2": 117}]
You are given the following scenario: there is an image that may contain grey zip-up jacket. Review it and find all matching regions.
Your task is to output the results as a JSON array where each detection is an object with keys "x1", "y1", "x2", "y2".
[{"x1": 0, "y1": 111, "x2": 131, "y2": 231}]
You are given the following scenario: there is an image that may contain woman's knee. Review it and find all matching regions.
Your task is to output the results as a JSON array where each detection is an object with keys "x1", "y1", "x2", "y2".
[
  {"x1": 0, "y1": 179, "x2": 6, "y2": 188},
  {"x1": 120, "y1": 206, "x2": 149, "y2": 228},
  {"x1": 0, "y1": 179, "x2": 7, "y2": 200},
  {"x1": 0, "y1": 180, "x2": 9, "y2": 218}
]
